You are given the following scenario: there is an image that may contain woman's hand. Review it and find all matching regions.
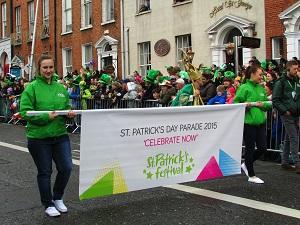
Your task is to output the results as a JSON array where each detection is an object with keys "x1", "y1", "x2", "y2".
[
  {"x1": 255, "y1": 102, "x2": 264, "y2": 108},
  {"x1": 66, "y1": 110, "x2": 76, "y2": 119},
  {"x1": 49, "y1": 111, "x2": 58, "y2": 120}
]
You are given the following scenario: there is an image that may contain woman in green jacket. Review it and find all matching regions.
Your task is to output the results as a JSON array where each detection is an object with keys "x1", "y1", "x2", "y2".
[
  {"x1": 20, "y1": 55, "x2": 75, "y2": 217},
  {"x1": 234, "y1": 65, "x2": 271, "y2": 184}
]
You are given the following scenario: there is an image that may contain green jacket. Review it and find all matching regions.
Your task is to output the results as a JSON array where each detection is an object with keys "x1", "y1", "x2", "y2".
[
  {"x1": 171, "y1": 84, "x2": 193, "y2": 106},
  {"x1": 234, "y1": 80, "x2": 271, "y2": 126},
  {"x1": 272, "y1": 74, "x2": 300, "y2": 116},
  {"x1": 20, "y1": 75, "x2": 71, "y2": 139}
]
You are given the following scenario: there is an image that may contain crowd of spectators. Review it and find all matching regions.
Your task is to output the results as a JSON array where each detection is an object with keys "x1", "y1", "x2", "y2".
[
  {"x1": 0, "y1": 56, "x2": 297, "y2": 110},
  {"x1": 0, "y1": 56, "x2": 299, "y2": 154}
]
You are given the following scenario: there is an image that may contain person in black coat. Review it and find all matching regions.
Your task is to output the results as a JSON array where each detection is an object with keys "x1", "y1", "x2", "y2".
[{"x1": 200, "y1": 73, "x2": 216, "y2": 104}]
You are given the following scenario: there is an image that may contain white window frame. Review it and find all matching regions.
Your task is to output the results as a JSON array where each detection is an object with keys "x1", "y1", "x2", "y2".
[
  {"x1": 138, "y1": 41, "x2": 151, "y2": 76},
  {"x1": 42, "y1": 0, "x2": 49, "y2": 25},
  {"x1": 102, "y1": 0, "x2": 114, "y2": 23},
  {"x1": 28, "y1": 1, "x2": 35, "y2": 40},
  {"x1": 62, "y1": 48, "x2": 73, "y2": 75},
  {"x1": 272, "y1": 37, "x2": 283, "y2": 60},
  {"x1": 42, "y1": 0, "x2": 49, "y2": 37},
  {"x1": 15, "y1": 7, "x2": 21, "y2": 35},
  {"x1": 82, "y1": 43, "x2": 93, "y2": 69},
  {"x1": 176, "y1": 34, "x2": 192, "y2": 63},
  {"x1": 1, "y1": 3, "x2": 7, "y2": 38},
  {"x1": 81, "y1": 0, "x2": 92, "y2": 28},
  {"x1": 136, "y1": 0, "x2": 150, "y2": 14},
  {"x1": 62, "y1": 0, "x2": 72, "y2": 33}
]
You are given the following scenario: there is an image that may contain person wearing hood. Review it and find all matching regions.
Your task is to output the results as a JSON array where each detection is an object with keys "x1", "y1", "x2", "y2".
[
  {"x1": 207, "y1": 85, "x2": 226, "y2": 105},
  {"x1": 20, "y1": 55, "x2": 76, "y2": 217}
]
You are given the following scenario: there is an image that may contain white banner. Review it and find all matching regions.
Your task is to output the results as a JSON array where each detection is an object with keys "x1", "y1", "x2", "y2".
[{"x1": 79, "y1": 104, "x2": 245, "y2": 200}]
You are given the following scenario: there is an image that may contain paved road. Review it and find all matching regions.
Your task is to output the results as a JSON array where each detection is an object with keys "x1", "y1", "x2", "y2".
[{"x1": 0, "y1": 123, "x2": 299, "y2": 225}]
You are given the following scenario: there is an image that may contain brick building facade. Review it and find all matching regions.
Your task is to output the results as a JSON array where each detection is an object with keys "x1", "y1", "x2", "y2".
[
  {"x1": 265, "y1": 0, "x2": 298, "y2": 60},
  {"x1": 9, "y1": 0, "x2": 121, "y2": 79},
  {"x1": 0, "y1": 0, "x2": 12, "y2": 76}
]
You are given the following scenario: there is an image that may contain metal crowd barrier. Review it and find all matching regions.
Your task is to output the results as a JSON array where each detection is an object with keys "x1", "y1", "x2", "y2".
[
  {"x1": 68, "y1": 98, "x2": 163, "y2": 133},
  {"x1": 0, "y1": 95, "x2": 22, "y2": 124},
  {"x1": 1, "y1": 95, "x2": 298, "y2": 154}
]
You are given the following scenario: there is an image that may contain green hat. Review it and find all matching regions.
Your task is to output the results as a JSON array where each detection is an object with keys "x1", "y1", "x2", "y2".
[
  {"x1": 220, "y1": 64, "x2": 227, "y2": 71},
  {"x1": 100, "y1": 73, "x2": 112, "y2": 85},
  {"x1": 144, "y1": 70, "x2": 160, "y2": 84},
  {"x1": 179, "y1": 71, "x2": 189, "y2": 80},
  {"x1": 224, "y1": 71, "x2": 235, "y2": 79},
  {"x1": 268, "y1": 62, "x2": 275, "y2": 69},
  {"x1": 158, "y1": 76, "x2": 170, "y2": 84},
  {"x1": 213, "y1": 70, "x2": 220, "y2": 82},
  {"x1": 73, "y1": 75, "x2": 82, "y2": 85},
  {"x1": 261, "y1": 60, "x2": 267, "y2": 70},
  {"x1": 201, "y1": 67, "x2": 212, "y2": 75}
]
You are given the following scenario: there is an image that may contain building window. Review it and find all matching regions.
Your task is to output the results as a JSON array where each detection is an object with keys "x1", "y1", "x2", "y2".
[
  {"x1": 28, "y1": 1, "x2": 34, "y2": 41},
  {"x1": 63, "y1": 48, "x2": 72, "y2": 75},
  {"x1": 176, "y1": 34, "x2": 192, "y2": 63},
  {"x1": 1, "y1": 3, "x2": 7, "y2": 38},
  {"x1": 14, "y1": 7, "x2": 22, "y2": 44},
  {"x1": 137, "y1": 0, "x2": 150, "y2": 14},
  {"x1": 102, "y1": 0, "x2": 114, "y2": 23},
  {"x1": 42, "y1": 0, "x2": 49, "y2": 37},
  {"x1": 272, "y1": 37, "x2": 283, "y2": 60},
  {"x1": 138, "y1": 41, "x2": 151, "y2": 76},
  {"x1": 82, "y1": 44, "x2": 93, "y2": 69},
  {"x1": 82, "y1": 0, "x2": 92, "y2": 28},
  {"x1": 15, "y1": 7, "x2": 21, "y2": 34},
  {"x1": 63, "y1": 0, "x2": 72, "y2": 33}
]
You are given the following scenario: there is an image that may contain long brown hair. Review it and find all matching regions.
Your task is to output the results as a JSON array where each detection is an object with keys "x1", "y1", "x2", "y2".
[{"x1": 37, "y1": 54, "x2": 54, "y2": 74}]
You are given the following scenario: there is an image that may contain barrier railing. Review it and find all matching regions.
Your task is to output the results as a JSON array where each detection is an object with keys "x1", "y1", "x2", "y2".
[
  {"x1": 0, "y1": 95, "x2": 22, "y2": 124},
  {"x1": 2, "y1": 96, "x2": 299, "y2": 154}
]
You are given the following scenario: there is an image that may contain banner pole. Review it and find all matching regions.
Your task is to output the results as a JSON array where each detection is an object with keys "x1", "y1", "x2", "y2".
[{"x1": 26, "y1": 102, "x2": 272, "y2": 116}]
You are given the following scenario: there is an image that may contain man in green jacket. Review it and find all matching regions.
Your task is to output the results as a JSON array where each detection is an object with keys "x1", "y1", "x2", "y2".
[{"x1": 272, "y1": 60, "x2": 300, "y2": 174}]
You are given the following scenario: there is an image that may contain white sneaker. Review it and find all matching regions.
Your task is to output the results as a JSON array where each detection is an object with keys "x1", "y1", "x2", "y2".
[
  {"x1": 241, "y1": 163, "x2": 249, "y2": 177},
  {"x1": 248, "y1": 176, "x2": 264, "y2": 184},
  {"x1": 53, "y1": 200, "x2": 68, "y2": 213},
  {"x1": 45, "y1": 206, "x2": 61, "y2": 217}
]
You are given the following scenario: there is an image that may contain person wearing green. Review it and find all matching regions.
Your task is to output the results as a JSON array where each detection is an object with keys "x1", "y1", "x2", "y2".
[
  {"x1": 20, "y1": 55, "x2": 76, "y2": 217},
  {"x1": 234, "y1": 65, "x2": 271, "y2": 184},
  {"x1": 171, "y1": 70, "x2": 202, "y2": 106},
  {"x1": 272, "y1": 60, "x2": 300, "y2": 174}
]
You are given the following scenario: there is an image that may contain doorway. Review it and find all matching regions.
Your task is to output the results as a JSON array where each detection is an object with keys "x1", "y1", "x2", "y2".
[{"x1": 224, "y1": 28, "x2": 243, "y2": 67}]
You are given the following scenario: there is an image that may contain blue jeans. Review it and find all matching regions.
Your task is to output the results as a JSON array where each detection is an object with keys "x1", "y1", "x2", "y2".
[{"x1": 28, "y1": 134, "x2": 72, "y2": 208}]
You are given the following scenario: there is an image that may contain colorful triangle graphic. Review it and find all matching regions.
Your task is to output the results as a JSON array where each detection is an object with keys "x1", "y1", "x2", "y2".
[
  {"x1": 219, "y1": 149, "x2": 241, "y2": 176},
  {"x1": 80, "y1": 161, "x2": 128, "y2": 200},
  {"x1": 80, "y1": 170, "x2": 114, "y2": 200},
  {"x1": 197, "y1": 156, "x2": 223, "y2": 181}
]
